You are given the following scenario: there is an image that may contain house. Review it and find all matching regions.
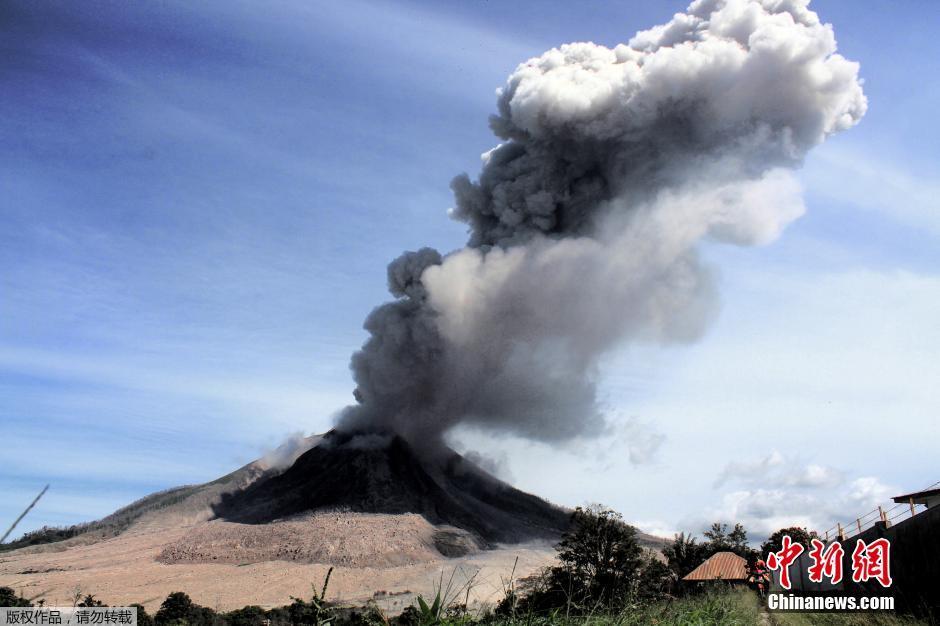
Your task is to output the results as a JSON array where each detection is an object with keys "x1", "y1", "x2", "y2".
[
  {"x1": 682, "y1": 551, "x2": 748, "y2": 584},
  {"x1": 893, "y1": 487, "x2": 940, "y2": 510}
]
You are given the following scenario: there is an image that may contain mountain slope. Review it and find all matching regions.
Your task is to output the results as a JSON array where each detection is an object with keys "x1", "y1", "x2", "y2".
[{"x1": 213, "y1": 430, "x2": 570, "y2": 545}]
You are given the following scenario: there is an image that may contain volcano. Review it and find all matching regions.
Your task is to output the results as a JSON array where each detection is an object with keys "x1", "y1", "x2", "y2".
[
  {"x1": 0, "y1": 430, "x2": 664, "y2": 610},
  {"x1": 213, "y1": 429, "x2": 570, "y2": 545},
  {"x1": 2, "y1": 430, "x2": 574, "y2": 561}
]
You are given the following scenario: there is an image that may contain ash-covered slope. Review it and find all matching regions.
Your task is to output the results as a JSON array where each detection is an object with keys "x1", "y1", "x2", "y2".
[
  {"x1": 213, "y1": 430, "x2": 569, "y2": 544},
  {"x1": 0, "y1": 438, "x2": 312, "y2": 553}
]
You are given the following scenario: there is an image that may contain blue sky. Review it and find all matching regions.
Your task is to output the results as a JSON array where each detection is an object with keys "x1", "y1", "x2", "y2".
[{"x1": 2, "y1": 0, "x2": 938, "y2": 540}]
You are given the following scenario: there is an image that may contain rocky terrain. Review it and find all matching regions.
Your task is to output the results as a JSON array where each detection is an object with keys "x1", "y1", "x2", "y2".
[
  {"x1": 0, "y1": 521, "x2": 558, "y2": 612},
  {"x1": 157, "y1": 513, "x2": 480, "y2": 567}
]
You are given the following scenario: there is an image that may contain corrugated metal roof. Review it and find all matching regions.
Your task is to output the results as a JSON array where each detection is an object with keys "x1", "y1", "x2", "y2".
[{"x1": 682, "y1": 551, "x2": 748, "y2": 581}]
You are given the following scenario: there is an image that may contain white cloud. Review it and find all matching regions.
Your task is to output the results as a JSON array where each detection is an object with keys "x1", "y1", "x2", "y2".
[
  {"x1": 700, "y1": 451, "x2": 896, "y2": 540},
  {"x1": 715, "y1": 450, "x2": 843, "y2": 490},
  {"x1": 633, "y1": 520, "x2": 679, "y2": 540},
  {"x1": 620, "y1": 417, "x2": 667, "y2": 466}
]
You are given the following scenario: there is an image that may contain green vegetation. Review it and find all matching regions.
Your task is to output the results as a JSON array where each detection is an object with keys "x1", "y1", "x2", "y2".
[
  {"x1": 770, "y1": 610, "x2": 927, "y2": 626},
  {"x1": 662, "y1": 522, "x2": 758, "y2": 579}
]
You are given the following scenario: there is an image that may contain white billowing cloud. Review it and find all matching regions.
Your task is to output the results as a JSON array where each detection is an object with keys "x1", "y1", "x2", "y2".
[
  {"x1": 634, "y1": 520, "x2": 679, "y2": 540},
  {"x1": 714, "y1": 450, "x2": 785, "y2": 487},
  {"x1": 701, "y1": 451, "x2": 895, "y2": 539},
  {"x1": 792, "y1": 464, "x2": 845, "y2": 489},
  {"x1": 715, "y1": 449, "x2": 843, "y2": 489},
  {"x1": 503, "y1": 0, "x2": 864, "y2": 147}
]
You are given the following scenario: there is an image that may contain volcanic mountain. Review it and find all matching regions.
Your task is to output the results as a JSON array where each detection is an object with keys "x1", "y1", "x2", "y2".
[
  {"x1": 0, "y1": 430, "x2": 667, "y2": 610},
  {"x1": 212, "y1": 429, "x2": 570, "y2": 545},
  {"x1": 2, "y1": 429, "x2": 575, "y2": 562}
]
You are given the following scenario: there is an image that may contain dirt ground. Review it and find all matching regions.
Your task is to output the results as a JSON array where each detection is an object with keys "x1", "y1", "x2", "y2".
[
  {"x1": 157, "y1": 513, "x2": 476, "y2": 568},
  {"x1": 0, "y1": 516, "x2": 557, "y2": 613}
]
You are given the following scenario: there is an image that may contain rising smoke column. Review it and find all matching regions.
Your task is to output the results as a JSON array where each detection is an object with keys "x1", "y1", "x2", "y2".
[{"x1": 338, "y1": 0, "x2": 866, "y2": 446}]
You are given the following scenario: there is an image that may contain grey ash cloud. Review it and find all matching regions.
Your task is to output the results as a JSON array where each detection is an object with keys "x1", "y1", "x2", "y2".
[{"x1": 337, "y1": 0, "x2": 866, "y2": 448}]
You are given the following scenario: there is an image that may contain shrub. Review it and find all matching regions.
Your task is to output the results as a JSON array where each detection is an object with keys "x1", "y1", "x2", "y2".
[
  {"x1": 153, "y1": 591, "x2": 217, "y2": 626},
  {"x1": 635, "y1": 557, "x2": 674, "y2": 602},
  {"x1": 130, "y1": 604, "x2": 154, "y2": 626},
  {"x1": 0, "y1": 587, "x2": 32, "y2": 607},
  {"x1": 223, "y1": 605, "x2": 267, "y2": 626}
]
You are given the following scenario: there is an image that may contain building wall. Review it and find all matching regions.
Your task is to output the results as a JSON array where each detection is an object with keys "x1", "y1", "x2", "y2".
[{"x1": 770, "y1": 504, "x2": 940, "y2": 618}]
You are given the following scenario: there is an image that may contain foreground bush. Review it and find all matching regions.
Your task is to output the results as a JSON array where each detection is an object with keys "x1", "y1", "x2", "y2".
[{"x1": 0, "y1": 587, "x2": 32, "y2": 607}]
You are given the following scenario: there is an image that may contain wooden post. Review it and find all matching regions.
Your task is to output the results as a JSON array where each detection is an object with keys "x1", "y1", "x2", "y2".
[
  {"x1": 910, "y1": 498, "x2": 917, "y2": 518},
  {"x1": 838, "y1": 523, "x2": 844, "y2": 540},
  {"x1": 857, "y1": 518, "x2": 862, "y2": 534},
  {"x1": 880, "y1": 506, "x2": 890, "y2": 528},
  {"x1": 825, "y1": 529, "x2": 829, "y2": 541}
]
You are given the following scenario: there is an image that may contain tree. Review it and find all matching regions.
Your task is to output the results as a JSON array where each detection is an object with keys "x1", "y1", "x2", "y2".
[
  {"x1": 0, "y1": 587, "x2": 31, "y2": 607},
  {"x1": 703, "y1": 522, "x2": 731, "y2": 551},
  {"x1": 130, "y1": 604, "x2": 154, "y2": 626},
  {"x1": 552, "y1": 505, "x2": 643, "y2": 608},
  {"x1": 663, "y1": 532, "x2": 707, "y2": 578},
  {"x1": 701, "y1": 522, "x2": 758, "y2": 562},
  {"x1": 154, "y1": 592, "x2": 204, "y2": 625},
  {"x1": 761, "y1": 527, "x2": 816, "y2": 559},
  {"x1": 727, "y1": 523, "x2": 749, "y2": 553},
  {"x1": 223, "y1": 606, "x2": 266, "y2": 626},
  {"x1": 635, "y1": 557, "x2": 674, "y2": 601}
]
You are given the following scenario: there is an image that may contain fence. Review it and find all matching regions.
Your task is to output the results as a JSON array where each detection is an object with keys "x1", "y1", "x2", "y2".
[
  {"x1": 819, "y1": 479, "x2": 938, "y2": 542},
  {"x1": 775, "y1": 493, "x2": 940, "y2": 619}
]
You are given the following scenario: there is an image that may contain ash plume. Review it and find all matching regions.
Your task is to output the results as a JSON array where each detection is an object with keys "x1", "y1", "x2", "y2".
[{"x1": 338, "y1": 0, "x2": 865, "y2": 446}]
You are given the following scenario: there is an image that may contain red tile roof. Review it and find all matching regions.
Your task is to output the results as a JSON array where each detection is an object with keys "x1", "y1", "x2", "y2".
[{"x1": 682, "y1": 551, "x2": 748, "y2": 581}]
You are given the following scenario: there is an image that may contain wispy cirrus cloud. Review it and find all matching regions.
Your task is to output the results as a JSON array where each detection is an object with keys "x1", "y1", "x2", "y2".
[{"x1": 803, "y1": 144, "x2": 940, "y2": 237}]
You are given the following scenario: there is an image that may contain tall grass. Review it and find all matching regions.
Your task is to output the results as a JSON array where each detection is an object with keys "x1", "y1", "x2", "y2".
[
  {"x1": 476, "y1": 588, "x2": 763, "y2": 626},
  {"x1": 769, "y1": 609, "x2": 929, "y2": 626}
]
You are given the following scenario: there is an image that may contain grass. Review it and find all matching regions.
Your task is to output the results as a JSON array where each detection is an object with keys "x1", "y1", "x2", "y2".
[
  {"x1": 475, "y1": 589, "x2": 763, "y2": 625},
  {"x1": 769, "y1": 608, "x2": 930, "y2": 626},
  {"x1": 475, "y1": 589, "x2": 931, "y2": 626},
  {"x1": 615, "y1": 588, "x2": 762, "y2": 625}
]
